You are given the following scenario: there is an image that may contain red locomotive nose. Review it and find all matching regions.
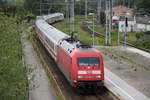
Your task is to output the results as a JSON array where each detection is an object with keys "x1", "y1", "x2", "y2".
[{"x1": 75, "y1": 56, "x2": 103, "y2": 82}]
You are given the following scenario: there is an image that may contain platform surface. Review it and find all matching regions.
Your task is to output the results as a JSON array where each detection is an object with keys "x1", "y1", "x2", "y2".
[{"x1": 105, "y1": 68, "x2": 150, "y2": 100}]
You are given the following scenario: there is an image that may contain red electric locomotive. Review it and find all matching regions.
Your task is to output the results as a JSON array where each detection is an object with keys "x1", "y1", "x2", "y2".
[{"x1": 35, "y1": 13, "x2": 104, "y2": 88}]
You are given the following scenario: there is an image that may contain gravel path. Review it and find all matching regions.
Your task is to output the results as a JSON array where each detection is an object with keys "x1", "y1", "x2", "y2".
[{"x1": 22, "y1": 32, "x2": 56, "y2": 100}]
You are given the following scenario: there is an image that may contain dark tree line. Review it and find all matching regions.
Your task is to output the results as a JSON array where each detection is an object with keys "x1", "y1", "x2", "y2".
[
  {"x1": 0, "y1": 0, "x2": 150, "y2": 18},
  {"x1": 24, "y1": 0, "x2": 66, "y2": 15},
  {"x1": 137, "y1": 0, "x2": 150, "y2": 13},
  {"x1": 113, "y1": 0, "x2": 140, "y2": 8},
  {"x1": 0, "y1": 5, "x2": 16, "y2": 17}
]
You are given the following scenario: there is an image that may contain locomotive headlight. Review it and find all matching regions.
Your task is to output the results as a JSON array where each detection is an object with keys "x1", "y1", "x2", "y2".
[
  {"x1": 73, "y1": 80, "x2": 77, "y2": 83},
  {"x1": 78, "y1": 71, "x2": 87, "y2": 74},
  {"x1": 96, "y1": 75, "x2": 101, "y2": 78},
  {"x1": 78, "y1": 76, "x2": 83, "y2": 78},
  {"x1": 92, "y1": 70, "x2": 101, "y2": 74}
]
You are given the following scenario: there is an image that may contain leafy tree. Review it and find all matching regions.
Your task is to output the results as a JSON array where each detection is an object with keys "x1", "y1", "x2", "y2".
[
  {"x1": 137, "y1": 0, "x2": 150, "y2": 13},
  {"x1": 24, "y1": 0, "x2": 40, "y2": 14},
  {"x1": 0, "y1": 0, "x2": 7, "y2": 5},
  {"x1": 15, "y1": 0, "x2": 27, "y2": 21},
  {"x1": 100, "y1": 12, "x2": 106, "y2": 25},
  {"x1": 75, "y1": 0, "x2": 85, "y2": 15},
  {"x1": 113, "y1": 0, "x2": 140, "y2": 8},
  {"x1": 24, "y1": 0, "x2": 66, "y2": 15}
]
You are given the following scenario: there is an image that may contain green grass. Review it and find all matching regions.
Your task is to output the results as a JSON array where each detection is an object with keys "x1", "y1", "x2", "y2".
[
  {"x1": 0, "y1": 15, "x2": 28, "y2": 100},
  {"x1": 92, "y1": 25, "x2": 106, "y2": 34},
  {"x1": 55, "y1": 15, "x2": 150, "y2": 49},
  {"x1": 120, "y1": 31, "x2": 150, "y2": 50},
  {"x1": 53, "y1": 16, "x2": 105, "y2": 45},
  {"x1": 91, "y1": 25, "x2": 150, "y2": 49},
  {"x1": 53, "y1": 19, "x2": 93, "y2": 45}
]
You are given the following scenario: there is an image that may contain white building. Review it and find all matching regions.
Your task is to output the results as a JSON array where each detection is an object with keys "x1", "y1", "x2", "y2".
[
  {"x1": 119, "y1": 21, "x2": 136, "y2": 32},
  {"x1": 119, "y1": 20, "x2": 150, "y2": 32}
]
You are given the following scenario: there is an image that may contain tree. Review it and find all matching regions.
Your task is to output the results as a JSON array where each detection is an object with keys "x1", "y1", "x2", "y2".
[
  {"x1": 24, "y1": 0, "x2": 40, "y2": 14},
  {"x1": 0, "y1": 0, "x2": 7, "y2": 5},
  {"x1": 100, "y1": 12, "x2": 106, "y2": 25},
  {"x1": 113, "y1": 0, "x2": 140, "y2": 8},
  {"x1": 24, "y1": 0, "x2": 66, "y2": 15},
  {"x1": 137, "y1": 0, "x2": 150, "y2": 13},
  {"x1": 75, "y1": 0, "x2": 85, "y2": 15}
]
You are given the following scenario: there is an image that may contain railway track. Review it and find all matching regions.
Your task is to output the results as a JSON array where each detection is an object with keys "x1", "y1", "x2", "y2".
[
  {"x1": 32, "y1": 36, "x2": 119, "y2": 100},
  {"x1": 81, "y1": 24, "x2": 104, "y2": 38},
  {"x1": 81, "y1": 24, "x2": 150, "y2": 53}
]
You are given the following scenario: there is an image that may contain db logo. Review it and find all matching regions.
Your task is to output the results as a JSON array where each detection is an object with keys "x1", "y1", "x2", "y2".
[{"x1": 87, "y1": 71, "x2": 92, "y2": 74}]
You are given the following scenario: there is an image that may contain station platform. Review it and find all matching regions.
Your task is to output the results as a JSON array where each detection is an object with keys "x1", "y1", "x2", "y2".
[
  {"x1": 126, "y1": 47, "x2": 150, "y2": 59},
  {"x1": 105, "y1": 68, "x2": 150, "y2": 100}
]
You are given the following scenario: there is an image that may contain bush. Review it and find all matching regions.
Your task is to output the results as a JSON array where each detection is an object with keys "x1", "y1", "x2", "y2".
[
  {"x1": 144, "y1": 31, "x2": 150, "y2": 35},
  {"x1": 135, "y1": 32, "x2": 141, "y2": 39},
  {"x1": 133, "y1": 40, "x2": 150, "y2": 50}
]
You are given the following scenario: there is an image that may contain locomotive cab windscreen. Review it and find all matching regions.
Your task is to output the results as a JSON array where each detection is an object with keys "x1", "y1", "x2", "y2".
[{"x1": 77, "y1": 57, "x2": 100, "y2": 67}]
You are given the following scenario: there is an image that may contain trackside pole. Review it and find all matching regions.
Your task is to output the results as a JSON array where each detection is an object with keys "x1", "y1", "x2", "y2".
[{"x1": 105, "y1": 0, "x2": 108, "y2": 45}]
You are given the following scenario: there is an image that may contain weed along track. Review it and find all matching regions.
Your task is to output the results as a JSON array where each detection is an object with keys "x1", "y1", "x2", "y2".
[{"x1": 32, "y1": 35, "x2": 119, "y2": 100}]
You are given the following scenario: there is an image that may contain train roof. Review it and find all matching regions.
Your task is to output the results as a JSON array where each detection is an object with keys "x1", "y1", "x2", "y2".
[
  {"x1": 60, "y1": 38, "x2": 99, "y2": 55},
  {"x1": 43, "y1": 13, "x2": 64, "y2": 20},
  {"x1": 36, "y1": 19, "x2": 69, "y2": 44},
  {"x1": 36, "y1": 13, "x2": 63, "y2": 20},
  {"x1": 77, "y1": 48, "x2": 97, "y2": 52},
  {"x1": 36, "y1": 13, "x2": 99, "y2": 55}
]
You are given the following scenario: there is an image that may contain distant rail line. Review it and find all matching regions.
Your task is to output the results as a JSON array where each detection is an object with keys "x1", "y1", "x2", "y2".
[{"x1": 81, "y1": 24, "x2": 104, "y2": 38}]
